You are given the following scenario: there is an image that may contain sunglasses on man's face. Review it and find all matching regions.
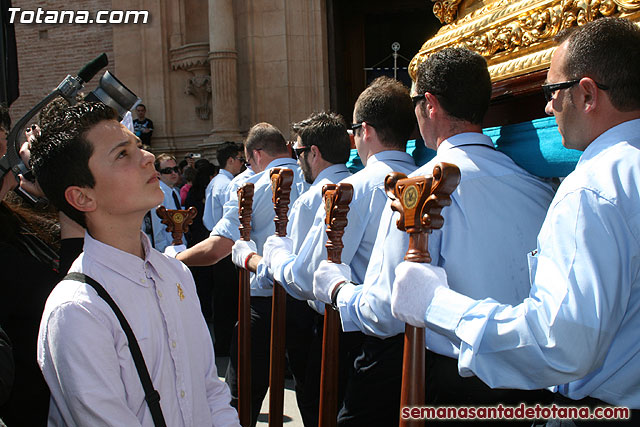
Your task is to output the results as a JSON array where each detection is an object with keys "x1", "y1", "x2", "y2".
[
  {"x1": 292, "y1": 146, "x2": 311, "y2": 159},
  {"x1": 159, "y1": 166, "x2": 179, "y2": 174}
]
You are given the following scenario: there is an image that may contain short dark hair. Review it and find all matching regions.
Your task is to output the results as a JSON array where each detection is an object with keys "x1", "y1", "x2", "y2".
[
  {"x1": 154, "y1": 153, "x2": 176, "y2": 171},
  {"x1": 183, "y1": 165, "x2": 197, "y2": 183},
  {"x1": 216, "y1": 141, "x2": 241, "y2": 168},
  {"x1": 30, "y1": 102, "x2": 118, "y2": 228},
  {"x1": 353, "y1": 76, "x2": 415, "y2": 150},
  {"x1": 137, "y1": 103, "x2": 146, "y2": 110},
  {"x1": 244, "y1": 122, "x2": 288, "y2": 156},
  {"x1": 415, "y1": 47, "x2": 491, "y2": 125},
  {"x1": 556, "y1": 17, "x2": 640, "y2": 111},
  {"x1": 292, "y1": 112, "x2": 350, "y2": 164}
]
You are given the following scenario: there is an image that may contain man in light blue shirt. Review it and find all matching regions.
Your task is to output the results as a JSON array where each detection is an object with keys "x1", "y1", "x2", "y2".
[
  {"x1": 262, "y1": 77, "x2": 417, "y2": 425},
  {"x1": 154, "y1": 153, "x2": 186, "y2": 250},
  {"x1": 177, "y1": 122, "x2": 309, "y2": 425},
  {"x1": 200, "y1": 142, "x2": 245, "y2": 357},
  {"x1": 313, "y1": 47, "x2": 557, "y2": 425},
  {"x1": 232, "y1": 111, "x2": 352, "y2": 425},
  {"x1": 202, "y1": 142, "x2": 244, "y2": 231},
  {"x1": 391, "y1": 17, "x2": 640, "y2": 421}
]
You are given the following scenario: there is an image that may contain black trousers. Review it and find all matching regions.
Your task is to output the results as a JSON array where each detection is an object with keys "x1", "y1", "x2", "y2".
[
  {"x1": 304, "y1": 314, "x2": 366, "y2": 425},
  {"x1": 211, "y1": 255, "x2": 238, "y2": 356},
  {"x1": 338, "y1": 333, "x2": 553, "y2": 426},
  {"x1": 225, "y1": 295, "x2": 318, "y2": 426}
]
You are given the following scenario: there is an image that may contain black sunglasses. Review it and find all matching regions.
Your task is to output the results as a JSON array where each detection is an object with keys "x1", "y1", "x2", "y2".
[
  {"x1": 542, "y1": 79, "x2": 609, "y2": 103},
  {"x1": 292, "y1": 146, "x2": 311, "y2": 159},
  {"x1": 158, "y1": 166, "x2": 179, "y2": 174},
  {"x1": 411, "y1": 94, "x2": 426, "y2": 108},
  {"x1": 351, "y1": 121, "x2": 375, "y2": 131}
]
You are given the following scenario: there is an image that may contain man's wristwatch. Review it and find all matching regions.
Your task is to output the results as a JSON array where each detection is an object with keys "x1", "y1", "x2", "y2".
[{"x1": 330, "y1": 280, "x2": 356, "y2": 310}]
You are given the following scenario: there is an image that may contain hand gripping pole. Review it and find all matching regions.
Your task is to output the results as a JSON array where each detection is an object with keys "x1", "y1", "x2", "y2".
[
  {"x1": 319, "y1": 183, "x2": 353, "y2": 427},
  {"x1": 385, "y1": 163, "x2": 460, "y2": 426},
  {"x1": 268, "y1": 168, "x2": 294, "y2": 426}
]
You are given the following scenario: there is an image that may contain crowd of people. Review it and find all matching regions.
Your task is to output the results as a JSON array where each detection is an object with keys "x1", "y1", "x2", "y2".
[{"x1": 0, "y1": 16, "x2": 638, "y2": 427}]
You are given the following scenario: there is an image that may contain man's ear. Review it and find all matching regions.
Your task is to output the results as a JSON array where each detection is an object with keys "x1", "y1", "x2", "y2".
[
  {"x1": 309, "y1": 144, "x2": 320, "y2": 160},
  {"x1": 424, "y1": 92, "x2": 441, "y2": 119},
  {"x1": 579, "y1": 78, "x2": 599, "y2": 113},
  {"x1": 362, "y1": 122, "x2": 376, "y2": 141},
  {"x1": 64, "y1": 186, "x2": 97, "y2": 213}
]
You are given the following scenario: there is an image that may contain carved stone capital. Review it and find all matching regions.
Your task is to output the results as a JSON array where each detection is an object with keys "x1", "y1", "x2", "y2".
[
  {"x1": 170, "y1": 42, "x2": 210, "y2": 73},
  {"x1": 415, "y1": 0, "x2": 640, "y2": 82}
]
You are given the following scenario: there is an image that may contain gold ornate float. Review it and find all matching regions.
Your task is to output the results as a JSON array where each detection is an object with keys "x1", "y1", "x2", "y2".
[{"x1": 411, "y1": 0, "x2": 640, "y2": 82}]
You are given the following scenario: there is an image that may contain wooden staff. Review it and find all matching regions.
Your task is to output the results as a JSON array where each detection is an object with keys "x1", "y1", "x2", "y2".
[
  {"x1": 319, "y1": 183, "x2": 353, "y2": 427},
  {"x1": 384, "y1": 163, "x2": 460, "y2": 426},
  {"x1": 237, "y1": 182, "x2": 255, "y2": 427},
  {"x1": 155, "y1": 206, "x2": 197, "y2": 245},
  {"x1": 268, "y1": 168, "x2": 294, "y2": 426}
]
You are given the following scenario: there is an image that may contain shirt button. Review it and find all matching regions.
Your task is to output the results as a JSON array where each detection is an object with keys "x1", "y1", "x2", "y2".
[
  {"x1": 171, "y1": 340, "x2": 176, "y2": 348},
  {"x1": 157, "y1": 290, "x2": 163, "y2": 298},
  {"x1": 180, "y1": 390, "x2": 185, "y2": 398},
  {"x1": 140, "y1": 278, "x2": 146, "y2": 284}
]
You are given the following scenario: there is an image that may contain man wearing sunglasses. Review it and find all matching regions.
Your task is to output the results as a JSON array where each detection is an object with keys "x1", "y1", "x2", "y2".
[
  {"x1": 309, "y1": 47, "x2": 556, "y2": 424},
  {"x1": 391, "y1": 17, "x2": 640, "y2": 423},
  {"x1": 175, "y1": 122, "x2": 310, "y2": 425},
  {"x1": 151, "y1": 153, "x2": 185, "y2": 250},
  {"x1": 261, "y1": 76, "x2": 418, "y2": 424},
  {"x1": 230, "y1": 111, "x2": 353, "y2": 425}
]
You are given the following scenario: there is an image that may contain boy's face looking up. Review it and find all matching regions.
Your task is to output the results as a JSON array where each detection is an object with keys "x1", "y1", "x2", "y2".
[
  {"x1": 158, "y1": 157, "x2": 179, "y2": 187},
  {"x1": 81, "y1": 120, "x2": 163, "y2": 219}
]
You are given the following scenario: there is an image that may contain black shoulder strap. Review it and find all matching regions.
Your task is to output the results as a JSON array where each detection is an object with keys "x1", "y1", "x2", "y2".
[{"x1": 64, "y1": 272, "x2": 167, "y2": 427}]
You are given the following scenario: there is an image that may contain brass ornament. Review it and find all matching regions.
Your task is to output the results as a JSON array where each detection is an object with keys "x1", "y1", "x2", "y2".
[{"x1": 432, "y1": 0, "x2": 464, "y2": 24}]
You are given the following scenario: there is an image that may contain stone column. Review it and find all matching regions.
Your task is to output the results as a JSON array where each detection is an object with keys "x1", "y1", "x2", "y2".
[{"x1": 205, "y1": 0, "x2": 242, "y2": 145}]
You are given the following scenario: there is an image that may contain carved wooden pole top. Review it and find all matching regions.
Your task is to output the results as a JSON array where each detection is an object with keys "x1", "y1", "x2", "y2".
[
  {"x1": 385, "y1": 162, "x2": 460, "y2": 262},
  {"x1": 156, "y1": 206, "x2": 198, "y2": 245},
  {"x1": 238, "y1": 182, "x2": 255, "y2": 241},
  {"x1": 270, "y1": 168, "x2": 294, "y2": 237},
  {"x1": 323, "y1": 183, "x2": 354, "y2": 264}
]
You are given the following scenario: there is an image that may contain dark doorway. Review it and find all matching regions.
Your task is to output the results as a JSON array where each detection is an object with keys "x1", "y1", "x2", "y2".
[{"x1": 327, "y1": 0, "x2": 441, "y2": 122}]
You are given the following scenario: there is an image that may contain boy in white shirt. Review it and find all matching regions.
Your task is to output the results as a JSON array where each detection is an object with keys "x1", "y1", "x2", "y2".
[{"x1": 31, "y1": 102, "x2": 239, "y2": 426}]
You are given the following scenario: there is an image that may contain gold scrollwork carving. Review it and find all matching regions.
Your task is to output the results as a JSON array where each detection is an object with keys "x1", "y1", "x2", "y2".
[
  {"x1": 432, "y1": 0, "x2": 464, "y2": 24},
  {"x1": 462, "y1": 0, "x2": 618, "y2": 57},
  {"x1": 613, "y1": 0, "x2": 640, "y2": 12},
  {"x1": 413, "y1": 0, "x2": 639, "y2": 81}
]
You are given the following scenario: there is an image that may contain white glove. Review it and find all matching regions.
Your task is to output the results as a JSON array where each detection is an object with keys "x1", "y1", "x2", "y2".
[
  {"x1": 263, "y1": 236, "x2": 293, "y2": 272},
  {"x1": 313, "y1": 260, "x2": 352, "y2": 305},
  {"x1": 232, "y1": 239, "x2": 257, "y2": 269},
  {"x1": 254, "y1": 258, "x2": 274, "y2": 290},
  {"x1": 164, "y1": 244, "x2": 187, "y2": 258},
  {"x1": 391, "y1": 262, "x2": 448, "y2": 328}
]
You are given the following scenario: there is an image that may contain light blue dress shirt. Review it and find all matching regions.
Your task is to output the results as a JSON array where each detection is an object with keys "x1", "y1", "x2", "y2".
[
  {"x1": 144, "y1": 207, "x2": 169, "y2": 251},
  {"x1": 211, "y1": 158, "x2": 308, "y2": 296},
  {"x1": 203, "y1": 169, "x2": 234, "y2": 231},
  {"x1": 337, "y1": 133, "x2": 556, "y2": 355},
  {"x1": 422, "y1": 120, "x2": 640, "y2": 408},
  {"x1": 273, "y1": 150, "x2": 417, "y2": 301},
  {"x1": 287, "y1": 164, "x2": 351, "y2": 250},
  {"x1": 157, "y1": 180, "x2": 186, "y2": 249}
]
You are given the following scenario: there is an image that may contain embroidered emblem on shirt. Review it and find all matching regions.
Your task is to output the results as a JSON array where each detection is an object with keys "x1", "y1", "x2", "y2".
[{"x1": 177, "y1": 283, "x2": 185, "y2": 301}]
